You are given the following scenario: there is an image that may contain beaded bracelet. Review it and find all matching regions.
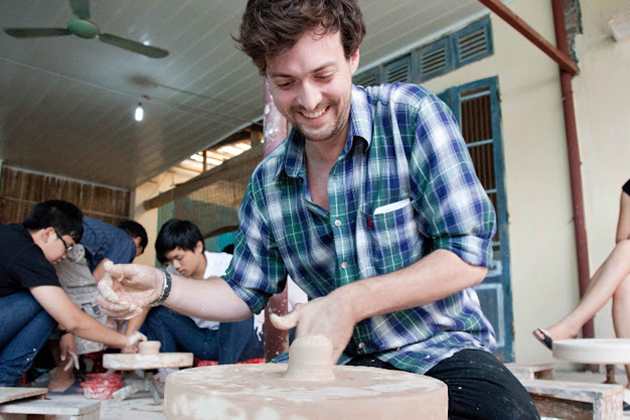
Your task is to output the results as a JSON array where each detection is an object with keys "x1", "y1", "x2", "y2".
[{"x1": 150, "y1": 270, "x2": 172, "y2": 307}]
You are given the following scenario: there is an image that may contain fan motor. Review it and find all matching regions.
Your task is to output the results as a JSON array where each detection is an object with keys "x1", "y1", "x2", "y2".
[{"x1": 67, "y1": 19, "x2": 99, "y2": 39}]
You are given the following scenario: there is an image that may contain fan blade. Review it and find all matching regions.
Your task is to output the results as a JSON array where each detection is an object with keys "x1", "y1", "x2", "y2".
[
  {"x1": 98, "y1": 33, "x2": 169, "y2": 58},
  {"x1": 69, "y1": 0, "x2": 90, "y2": 20},
  {"x1": 4, "y1": 28, "x2": 72, "y2": 38}
]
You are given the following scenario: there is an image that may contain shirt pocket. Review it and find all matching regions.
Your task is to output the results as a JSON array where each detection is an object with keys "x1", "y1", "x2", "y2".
[{"x1": 362, "y1": 199, "x2": 422, "y2": 275}]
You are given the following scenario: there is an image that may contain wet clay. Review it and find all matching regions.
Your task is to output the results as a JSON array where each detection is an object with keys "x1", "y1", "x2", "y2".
[
  {"x1": 138, "y1": 341, "x2": 161, "y2": 354},
  {"x1": 164, "y1": 336, "x2": 448, "y2": 420},
  {"x1": 284, "y1": 335, "x2": 335, "y2": 381}
]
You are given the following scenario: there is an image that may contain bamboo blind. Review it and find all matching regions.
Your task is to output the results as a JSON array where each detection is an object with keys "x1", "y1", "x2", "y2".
[{"x1": 0, "y1": 166, "x2": 131, "y2": 225}]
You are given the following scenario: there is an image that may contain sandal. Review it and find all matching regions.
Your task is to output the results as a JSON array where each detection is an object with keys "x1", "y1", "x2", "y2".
[{"x1": 532, "y1": 328, "x2": 553, "y2": 350}]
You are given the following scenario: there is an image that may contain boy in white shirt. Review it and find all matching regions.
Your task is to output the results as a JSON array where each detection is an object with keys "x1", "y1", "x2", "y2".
[{"x1": 123, "y1": 219, "x2": 263, "y2": 364}]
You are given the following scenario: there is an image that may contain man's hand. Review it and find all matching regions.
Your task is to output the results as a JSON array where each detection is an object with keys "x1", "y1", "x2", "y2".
[
  {"x1": 269, "y1": 290, "x2": 356, "y2": 363},
  {"x1": 96, "y1": 261, "x2": 163, "y2": 319},
  {"x1": 121, "y1": 344, "x2": 138, "y2": 354},
  {"x1": 124, "y1": 331, "x2": 147, "y2": 348}
]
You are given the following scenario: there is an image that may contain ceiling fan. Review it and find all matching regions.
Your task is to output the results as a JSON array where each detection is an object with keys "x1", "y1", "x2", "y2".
[{"x1": 3, "y1": 0, "x2": 169, "y2": 59}]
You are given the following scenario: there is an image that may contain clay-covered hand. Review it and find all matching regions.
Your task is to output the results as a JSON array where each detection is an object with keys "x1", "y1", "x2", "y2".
[
  {"x1": 124, "y1": 331, "x2": 147, "y2": 348},
  {"x1": 120, "y1": 329, "x2": 144, "y2": 353},
  {"x1": 96, "y1": 261, "x2": 163, "y2": 319},
  {"x1": 59, "y1": 333, "x2": 79, "y2": 371},
  {"x1": 270, "y1": 291, "x2": 356, "y2": 363}
]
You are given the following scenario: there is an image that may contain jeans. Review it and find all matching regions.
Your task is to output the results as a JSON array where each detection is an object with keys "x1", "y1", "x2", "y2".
[
  {"x1": 0, "y1": 292, "x2": 58, "y2": 386},
  {"x1": 143, "y1": 306, "x2": 263, "y2": 364},
  {"x1": 348, "y1": 349, "x2": 540, "y2": 420}
]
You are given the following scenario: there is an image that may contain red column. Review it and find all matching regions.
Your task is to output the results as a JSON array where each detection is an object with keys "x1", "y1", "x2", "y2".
[{"x1": 262, "y1": 80, "x2": 291, "y2": 361}]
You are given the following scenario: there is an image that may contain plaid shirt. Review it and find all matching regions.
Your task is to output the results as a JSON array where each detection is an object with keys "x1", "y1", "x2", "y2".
[
  {"x1": 224, "y1": 83, "x2": 497, "y2": 374},
  {"x1": 81, "y1": 217, "x2": 136, "y2": 271}
]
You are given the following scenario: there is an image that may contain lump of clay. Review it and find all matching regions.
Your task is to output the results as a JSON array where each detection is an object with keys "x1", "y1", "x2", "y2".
[
  {"x1": 138, "y1": 340, "x2": 161, "y2": 354},
  {"x1": 284, "y1": 335, "x2": 335, "y2": 381}
]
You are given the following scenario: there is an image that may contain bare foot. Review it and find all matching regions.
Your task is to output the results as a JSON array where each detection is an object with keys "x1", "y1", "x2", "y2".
[{"x1": 538, "y1": 324, "x2": 579, "y2": 342}]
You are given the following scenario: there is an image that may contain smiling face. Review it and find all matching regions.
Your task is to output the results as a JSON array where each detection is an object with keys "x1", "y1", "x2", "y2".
[
  {"x1": 163, "y1": 241, "x2": 206, "y2": 279},
  {"x1": 266, "y1": 30, "x2": 359, "y2": 147}
]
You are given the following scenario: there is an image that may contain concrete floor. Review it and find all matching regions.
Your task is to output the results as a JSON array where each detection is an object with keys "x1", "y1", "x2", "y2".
[
  {"x1": 30, "y1": 368, "x2": 630, "y2": 419},
  {"x1": 46, "y1": 393, "x2": 165, "y2": 420}
]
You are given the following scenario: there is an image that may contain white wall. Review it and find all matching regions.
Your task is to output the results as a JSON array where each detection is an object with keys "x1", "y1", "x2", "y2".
[
  {"x1": 132, "y1": 167, "x2": 197, "y2": 267},
  {"x1": 421, "y1": 0, "x2": 630, "y2": 365},
  {"x1": 422, "y1": 0, "x2": 577, "y2": 364}
]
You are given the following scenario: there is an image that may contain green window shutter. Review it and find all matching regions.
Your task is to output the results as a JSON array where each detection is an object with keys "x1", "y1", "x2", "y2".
[
  {"x1": 452, "y1": 16, "x2": 493, "y2": 68},
  {"x1": 383, "y1": 55, "x2": 412, "y2": 84},
  {"x1": 416, "y1": 37, "x2": 453, "y2": 82},
  {"x1": 353, "y1": 67, "x2": 381, "y2": 87}
]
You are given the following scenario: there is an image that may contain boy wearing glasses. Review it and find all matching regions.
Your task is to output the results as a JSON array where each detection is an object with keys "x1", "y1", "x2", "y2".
[
  {"x1": 0, "y1": 200, "x2": 146, "y2": 387},
  {"x1": 47, "y1": 216, "x2": 148, "y2": 392}
]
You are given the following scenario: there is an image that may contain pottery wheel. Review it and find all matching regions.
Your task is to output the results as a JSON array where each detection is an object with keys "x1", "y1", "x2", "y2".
[
  {"x1": 103, "y1": 352, "x2": 193, "y2": 370},
  {"x1": 164, "y1": 336, "x2": 447, "y2": 420},
  {"x1": 553, "y1": 338, "x2": 630, "y2": 364}
]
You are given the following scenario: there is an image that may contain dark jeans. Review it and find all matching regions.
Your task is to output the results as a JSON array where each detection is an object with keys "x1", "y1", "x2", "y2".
[
  {"x1": 143, "y1": 306, "x2": 263, "y2": 364},
  {"x1": 348, "y1": 349, "x2": 540, "y2": 420},
  {"x1": 0, "y1": 292, "x2": 58, "y2": 386}
]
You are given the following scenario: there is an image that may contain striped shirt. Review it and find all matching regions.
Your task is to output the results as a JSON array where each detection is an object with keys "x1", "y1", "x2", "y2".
[{"x1": 224, "y1": 83, "x2": 497, "y2": 373}]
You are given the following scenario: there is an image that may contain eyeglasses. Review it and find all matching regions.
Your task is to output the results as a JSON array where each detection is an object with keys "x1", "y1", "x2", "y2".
[{"x1": 54, "y1": 230, "x2": 74, "y2": 253}]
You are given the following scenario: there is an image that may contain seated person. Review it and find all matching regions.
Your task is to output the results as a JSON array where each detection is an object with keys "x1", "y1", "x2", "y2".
[
  {"x1": 124, "y1": 219, "x2": 264, "y2": 367},
  {"x1": 49, "y1": 218, "x2": 148, "y2": 392},
  {"x1": 534, "y1": 179, "x2": 630, "y2": 388},
  {"x1": 0, "y1": 200, "x2": 145, "y2": 387}
]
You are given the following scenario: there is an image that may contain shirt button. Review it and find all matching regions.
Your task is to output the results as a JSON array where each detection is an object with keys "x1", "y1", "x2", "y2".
[
  {"x1": 334, "y1": 219, "x2": 342, "y2": 227},
  {"x1": 341, "y1": 262, "x2": 348, "y2": 269},
  {"x1": 358, "y1": 342, "x2": 366, "y2": 349}
]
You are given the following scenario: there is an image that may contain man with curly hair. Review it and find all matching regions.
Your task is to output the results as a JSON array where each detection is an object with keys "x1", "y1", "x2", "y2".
[{"x1": 97, "y1": 1, "x2": 539, "y2": 418}]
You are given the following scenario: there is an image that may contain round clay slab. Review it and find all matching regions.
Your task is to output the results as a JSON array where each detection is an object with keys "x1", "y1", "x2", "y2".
[
  {"x1": 103, "y1": 352, "x2": 193, "y2": 370},
  {"x1": 553, "y1": 339, "x2": 630, "y2": 364},
  {"x1": 164, "y1": 364, "x2": 448, "y2": 420}
]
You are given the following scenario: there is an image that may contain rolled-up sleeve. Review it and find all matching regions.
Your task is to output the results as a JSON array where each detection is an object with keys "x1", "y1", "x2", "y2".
[
  {"x1": 411, "y1": 96, "x2": 496, "y2": 268},
  {"x1": 223, "y1": 179, "x2": 288, "y2": 314}
]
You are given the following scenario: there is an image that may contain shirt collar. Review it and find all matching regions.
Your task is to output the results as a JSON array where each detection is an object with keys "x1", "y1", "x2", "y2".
[
  {"x1": 348, "y1": 84, "x2": 373, "y2": 149},
  {"x1": 278, "y1": 85, "x2": 373, "y2": 179}
]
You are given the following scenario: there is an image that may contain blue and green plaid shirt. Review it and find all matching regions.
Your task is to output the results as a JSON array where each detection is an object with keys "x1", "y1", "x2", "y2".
[{"x1": 224, "y1": 83, "x2": 497, "y2": 374}]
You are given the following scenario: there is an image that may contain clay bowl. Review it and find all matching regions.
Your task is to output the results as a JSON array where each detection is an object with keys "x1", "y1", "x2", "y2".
[
  {"x1": 138, "y1": 341, "x2": 161, "y2": 354},
  {"x1": 81, "y1": 379, "x2": 124, "y2": 399}
]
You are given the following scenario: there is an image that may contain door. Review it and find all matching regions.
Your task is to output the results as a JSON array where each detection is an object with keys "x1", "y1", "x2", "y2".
[{"x1": 439, "y1": 77, "x2": 513, "y2": 361}]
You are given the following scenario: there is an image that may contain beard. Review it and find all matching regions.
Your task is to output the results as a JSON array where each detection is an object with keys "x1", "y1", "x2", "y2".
[{"x1": 286, "y1": 95, "x2": 351, "y2": 144}]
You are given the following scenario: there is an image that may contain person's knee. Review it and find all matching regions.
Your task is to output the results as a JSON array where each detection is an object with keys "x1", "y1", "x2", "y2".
[
  {"x1": 616, "y1": 239, "x2": 630, "y2": 263},
  {"x1": 427, "y1": 350, "x2": 540, "y2": 420},
  {"x1": 613, "y1": 272, "x2": 630, "y2": 303}
]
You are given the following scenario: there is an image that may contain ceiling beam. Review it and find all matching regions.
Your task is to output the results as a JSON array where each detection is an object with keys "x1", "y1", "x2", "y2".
[
  {"x1": 143, "y1": 143, "x2": 263, "y2": 211},
  {"x1": 477, "y1": 0, "x2": 579, "y2": 75}
]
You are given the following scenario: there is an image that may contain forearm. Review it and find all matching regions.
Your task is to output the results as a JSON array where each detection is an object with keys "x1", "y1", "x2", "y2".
[
  {"x1": 68, "y1": 316, "x2": 128, "y2": 348},
  {"x1": 163, "y1": 274, "x2": 253, "y2": 322},
  {"x1": 92, "y1": 259, "x2": 110, "y2": 283},
  {"x1": 336, "y1": 249, "x2": 488, "y2": 324},
  {"x1": 31, "y1": 285, "x2": 128, "y2": 348},
  {"x1": 124, "y1": 307, "x2": 150, "y2": 335}
]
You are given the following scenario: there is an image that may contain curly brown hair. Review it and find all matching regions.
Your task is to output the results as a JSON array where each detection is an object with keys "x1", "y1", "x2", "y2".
[{"x1": 235, "y1": 0, "x2": 366, "y2": 75}]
